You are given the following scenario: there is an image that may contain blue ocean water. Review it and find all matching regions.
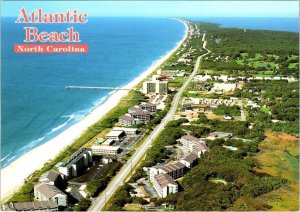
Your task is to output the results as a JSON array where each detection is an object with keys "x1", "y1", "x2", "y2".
[
  {"x1": 1, "y1": 18, "x2": 185, "y2": 167},
  {"x1": 188, "y1": 17, "x2": 299, "y2": 32}
]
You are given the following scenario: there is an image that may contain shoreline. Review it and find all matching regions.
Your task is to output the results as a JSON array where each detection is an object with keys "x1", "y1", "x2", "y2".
[{"x1": 0, "y1": 19, "x2": 189, "y2": 200}]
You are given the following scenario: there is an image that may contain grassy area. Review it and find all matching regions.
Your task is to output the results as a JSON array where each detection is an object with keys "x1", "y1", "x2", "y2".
[
  {"x1": 231, "y1": 131, "x2": 299, "y2": 210},
  {"x1": 168, "y1": 77, "x2": 186, "y2": 88},
  {"x1": 261, "y1": 106, "x2": 270, "y2": 114},
  {"x1": 6, "y1": 90, "x2": 146, "y2": 203},
  {"x1": 288, "y1": 63, "x2": 298, "y2": 69}
]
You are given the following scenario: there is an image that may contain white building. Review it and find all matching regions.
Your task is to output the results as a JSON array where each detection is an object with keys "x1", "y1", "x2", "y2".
[
  {"x1": 112, "y1": 127, "x2": 138, "y2": 136},
  {"x1": 211, "y1": 83, "x2": 236, "y2": 92},
  {"x1": 106, "y1": 130, "x2": 125, "y2": 141},
  {"x1": 151, "y1": 173, "x2": 178, "y2": 198},
  {"x1": 179, "y1": 153, "x2": 198, "y2": 169},
  {"x1": 143, "y1": 80, "x2": 168, "y2": 95},
  {"x1": 118, "y1": 114, "x2": 140, "y2": 126},
  {"x1": 58, "y1": 148, "x2": 92, "y2": 179},
  {"x1": 91, "y1": 145, "x2": 120, "y2": 156},
  {"x1": 101, "y1": 139, "x2": 115, "y2": 146},
  {"x1": 34, "y1": 183, "x2": 67, "y2": 207},
  {"x1": 178, "y1": 135, "x2": 210, "y2": 158}
]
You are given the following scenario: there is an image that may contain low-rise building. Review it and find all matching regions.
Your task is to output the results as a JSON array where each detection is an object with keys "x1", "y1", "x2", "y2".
[
  {"x1": 91, "y1": 145, "x2": 120, "y2": 156},
  {"x1": 128, "y1": 106, "x2": 151, "y2": 121},
  {"x1": 101, "y1": 139, "x2": 115, "y2": 146},
  {"x1": 34, "y1": 183, "x2": 68, "y2": 207},
  {"x1": 160, "y1": 161, "x2": 187, "y2": 179},
  {"x1": 178, "y1": 135, "x2": 210, "y2": 158},
  {"x1": 179, "y1": 135, "x2": 205, "y2": 149},
  {"x1": 150, "y1": 161, "x2": 187, "y2": 180},
  {"x1": 179, "y1": 153, "x2": 198, "y2": 169},
  {"x1": 118, "y1": 114, "x2": 140, "y2": 126},
  {"x1": 38, "y1": 170, "x2": 63, "y2": 186},
  {"x1": 106, "y1": 130, "x2": 125, "y2": 141},
  {"x1": 58, "y1": 148, "x2": 92, "y2": 179},
  {"x1": 139, "y1": 102, "x2": 157, "y2": 112},
  {"x1": 151, "y1": 173, "x2": 178, "y2": 198},
  {"x1": 2, "y1": 201, "x2": 58, "y2": 211},
  {"x1": 112, "y1": 127, "x2": 138, "y2": 136}
]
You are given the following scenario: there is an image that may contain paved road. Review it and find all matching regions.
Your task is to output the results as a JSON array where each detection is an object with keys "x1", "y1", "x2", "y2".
[{"x1": 88, "y1": 32, "x2": 211, "y2": 212}]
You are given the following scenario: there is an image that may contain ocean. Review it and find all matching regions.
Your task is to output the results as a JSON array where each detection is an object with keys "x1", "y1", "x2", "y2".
[
  {"x1": 1, "y1": 17, "x2": 185, "y2": 167},
  {"x1": 1, "y1": 17, "x2": 298, "y2": 168}
]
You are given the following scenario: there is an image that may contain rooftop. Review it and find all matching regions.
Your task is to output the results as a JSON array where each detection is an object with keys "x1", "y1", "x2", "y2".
[
  {"x1": 161, "y1": 161, "x2": 186, "y2": 173},
  {"x1": 62, "y1": 148, "x2": 90, "y2": 167},
  {"x1": 119, "y1": 114, "x2": 134, "y2": 121},
  {"x1": 2, "y1": 201, "x2": 58, "y2": 211},
  {"x1": 91, "y1": 145, "x2": 120, "y2": 150},
  {"x1": 180, "y1": 153, "x2": 198, "y2": 163},
  {"x1": 107, "y1": 130, "x2": 124, "y2": 137},
  {"x1": 39, "y1": 170, "x2": 60, "y2": 183},
  {"x1": 154, "y1": 173, "x2": 177, "y2": 188},
  {"x1": 113, "y1": 127, "x2": 138, "y2": 132},
  {"x1": 181, "y1": 135, "x2": 200, "y2": 143},
  {"x1": 35, "y1": 183, "x2": 65, "y2": 198}
]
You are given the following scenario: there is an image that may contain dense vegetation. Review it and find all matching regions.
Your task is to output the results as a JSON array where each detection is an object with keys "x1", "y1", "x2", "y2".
[
  {"x1": 194, "y1": 22, "x2": 299, "y2": 77},
  {"x1": 213, "y1": 104, "x2": 241, "y2": 116},
  {"x1": 235, "y1": 80, "x2": 299, "y2": 134},
  {"x1": 160, "y1": 145, "x2": 286, "y2": 210}
]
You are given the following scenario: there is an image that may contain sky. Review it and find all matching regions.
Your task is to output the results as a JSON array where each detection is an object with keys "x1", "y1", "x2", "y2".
[{"x1": 1, "y1": 1, "x2": 299, "y2": 18}]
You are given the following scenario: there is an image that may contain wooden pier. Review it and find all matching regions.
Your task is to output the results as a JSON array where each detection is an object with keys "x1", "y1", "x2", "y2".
[{"x1": 65, "y1": 86, "x2": 132, "y2": 90}]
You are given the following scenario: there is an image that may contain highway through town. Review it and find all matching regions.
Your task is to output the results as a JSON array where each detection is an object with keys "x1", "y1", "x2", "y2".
[{"x1": 88, "y1": 32, "x2": 211, "y2": 211}]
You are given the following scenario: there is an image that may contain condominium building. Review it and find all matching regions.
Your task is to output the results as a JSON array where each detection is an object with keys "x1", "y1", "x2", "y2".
[
  {"x1": 38, "y1": 170, "x2": 63, "y2": 187},
  {"x1": 106, "y1": 130, "x2": 125, "y2": 141},
  {"x1": 151, "y1": 173, "x2": 178, "y2": 198},
  {"x1": 118, "y1": 114, "x2": 140, "y2": 126},
  {"x1": 58, "y1": 148, "x2": 92, "y2": 179},
  {"x1": 179, "y1": 153, "x2": 198, "y2": 169},
  {"x1": 91, "y1": 145, "x2": 120, "y2": 156},
  {"x1": 34, "y1": 183, "x2": 68, "y2": 207},
  {"x1": 149, "y1": 161, "x2": 187, "y2": 180},
  {"x1": 112, "y1": 127, "x2": 138, "y2": 136},
  {"x1": 101, "y1": 139, "x2": 115, "y2": 146},
  {"x1": 179, "y1": 135, "x2": 210, "y2": 158},
  {"x1": 128, "y1": 106, "x2": 151, "y2": 121},
  {"x1": 143, "y1": 80, "x2": 168, "y2": 95},
  {"x1": 179, "y1": 135, "x2": 205, "y2": 149},
  {"x1": 139, "y1": 102, "x2": 157, "y2": 112}
]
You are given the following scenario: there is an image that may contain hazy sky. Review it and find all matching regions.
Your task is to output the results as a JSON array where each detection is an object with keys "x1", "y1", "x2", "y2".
[{"x1": 2, "y1": 1, "x2": 298, "y2": 18}]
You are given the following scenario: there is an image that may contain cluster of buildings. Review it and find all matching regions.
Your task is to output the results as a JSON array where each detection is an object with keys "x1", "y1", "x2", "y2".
[
  {"x1": 3, "y1": 169, "x2": 69, "y2": 211},
  {"x1": 157, "y1": 69, "x2": 185, "y2": 77},
  {"x1": 195, "y1": 74, "x2": 297, "y2": 83},
  {"x1": 182, "y1": 97, "x2": 239, "y2": 112},
  {"x1": 91, "y1": 127, "x2": 138, "y2": 156},
  {"x1": 118, "y1": 102, "x2": 157, "y2": 126},
  {"x1": 148, "y1": 135, "x2": 210, "y2": 198},
  {"x1": 211, "y1": 83, "x2": 237, "y2": 93}
]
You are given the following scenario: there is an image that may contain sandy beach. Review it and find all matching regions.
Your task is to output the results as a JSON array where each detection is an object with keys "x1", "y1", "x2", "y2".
[{"x1": 0, "y1": 19, "x2": 188, "y2": 200}]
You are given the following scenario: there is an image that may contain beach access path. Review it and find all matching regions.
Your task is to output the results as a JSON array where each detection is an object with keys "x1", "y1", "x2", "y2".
[{"x1": 88, "y1": 32, "x2": 211, "y2": 211}]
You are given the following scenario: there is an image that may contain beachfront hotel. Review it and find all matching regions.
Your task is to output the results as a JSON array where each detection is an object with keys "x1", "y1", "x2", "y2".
[
  {"x1": 58, "y1": 148, "x2": 92, "y2": 179},
  {"x1": 142, "y1": 80, "x2": 168, "y2": 95}
]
